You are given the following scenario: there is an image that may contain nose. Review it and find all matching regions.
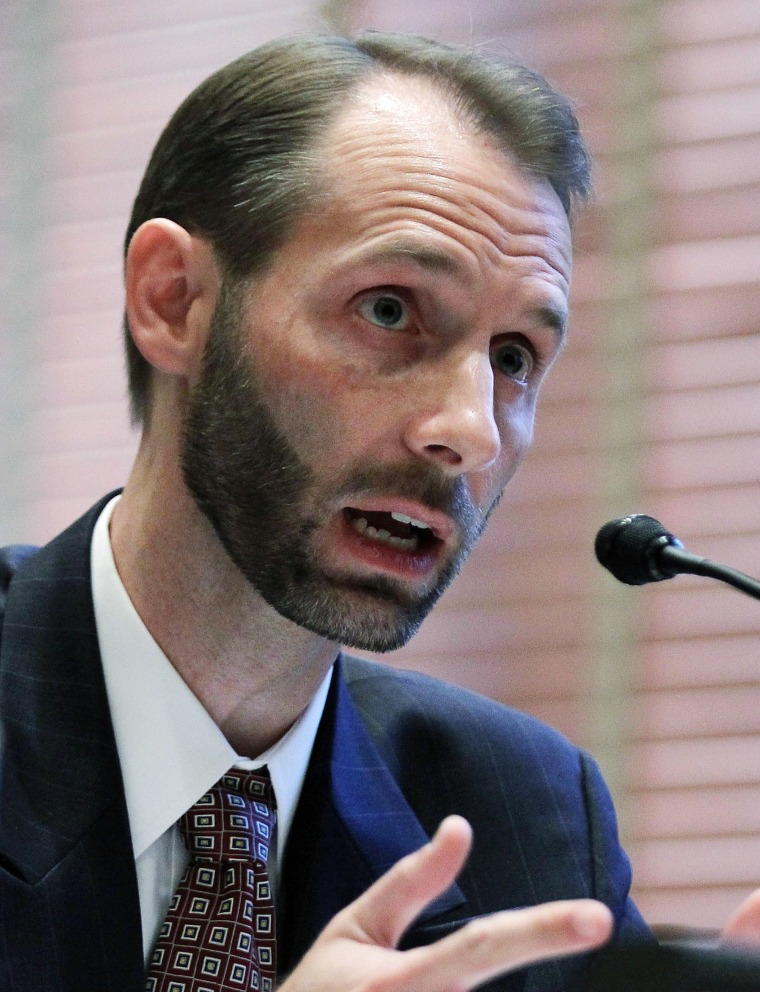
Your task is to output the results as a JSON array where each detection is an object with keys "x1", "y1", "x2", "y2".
[{"x1": 403, "y1": 352, "x2": 502, "y2": 476}]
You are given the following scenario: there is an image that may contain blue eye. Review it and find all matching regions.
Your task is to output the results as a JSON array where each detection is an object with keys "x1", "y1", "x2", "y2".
[
  {"x1": 358, "y1": 293, "x2": 410, "y2": 330},
  {"x1": 493, "y1": 343, "x2": 533, "y2": 383}
]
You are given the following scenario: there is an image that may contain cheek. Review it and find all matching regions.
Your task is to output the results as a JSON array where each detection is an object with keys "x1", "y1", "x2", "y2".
[
  {"x1": 474, "y1": 399, "x2": 536, "y2": 507},
  {"x1": 259, "y1": 351, "x2": 377, "y2": 469},
  {"x1": 510, "y1": 401, "x2": 536, "y2": 455},
  {"x1": 496, "y1": 388, "x2": 536, "y2": 453}
]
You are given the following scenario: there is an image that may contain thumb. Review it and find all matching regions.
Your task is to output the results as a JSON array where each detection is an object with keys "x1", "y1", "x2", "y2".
[
  {"x1": 332, "y1": 815, "x2": 472, "y2": 949},
  {"x1": 723, "y1": 889, "x2": 760, "y2": 945}
]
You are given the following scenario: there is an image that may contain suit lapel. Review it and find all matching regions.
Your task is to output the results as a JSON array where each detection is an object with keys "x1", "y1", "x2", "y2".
[
  {"x1": 0, "y1": 495, "x2": 144, "y2": 990},
  {"x1": 278, "y1": 659, "x2": 465, "y2": 975}
]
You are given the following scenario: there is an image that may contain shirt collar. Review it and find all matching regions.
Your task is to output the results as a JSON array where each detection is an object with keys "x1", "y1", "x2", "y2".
[{"x1": 90, "y1": 494, "x2": 333, "y2": 864}]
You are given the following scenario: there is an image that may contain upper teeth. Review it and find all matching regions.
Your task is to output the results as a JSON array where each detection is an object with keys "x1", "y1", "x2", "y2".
[
  {"x1": 390, "y1": 511, "x2": 431, "y2": 530},
  {"x1": 351, "y1": 515, "x2": 418, "y2": 550}
]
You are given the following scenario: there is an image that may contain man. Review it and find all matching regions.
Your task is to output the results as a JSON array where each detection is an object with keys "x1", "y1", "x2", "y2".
[{"x1": 0, "y1": 33, "x2": 648, "y2": 991}]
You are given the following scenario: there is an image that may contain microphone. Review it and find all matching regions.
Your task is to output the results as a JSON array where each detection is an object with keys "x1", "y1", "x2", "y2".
[{"x1": 594, "y1": 514, "x2": 760, "y2": 601}]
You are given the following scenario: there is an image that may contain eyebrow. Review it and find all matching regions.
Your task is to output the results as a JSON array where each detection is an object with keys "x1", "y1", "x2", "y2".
[
  {"x1": 365, "y1": 240, "x2": 461, "y2": 276},
  {"x1": 531, "y1": 304, "x2": 568, "y2": 344}
]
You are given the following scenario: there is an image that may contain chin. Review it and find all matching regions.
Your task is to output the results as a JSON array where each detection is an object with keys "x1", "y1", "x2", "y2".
[
  {"x1": 270, "y1": 579, "x2": 433, "y2": 654},
  {"x1": 338, "y1": 620, "x2": 424, "y2": 654}
]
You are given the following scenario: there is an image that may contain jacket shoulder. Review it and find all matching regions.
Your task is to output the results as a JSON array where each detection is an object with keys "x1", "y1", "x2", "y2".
[
  {"x1": 341, "y1": 653, "x2": 650, "y2": 957},
  {"x1": 0, "y1": 545, "x2": 40, "y2": 629},
  {"x1": 0, "y1": 491, "x2": 118, "y2": 654},
  {"x1": 341, "y1": 652, "x2": 580, "y2": 765}
]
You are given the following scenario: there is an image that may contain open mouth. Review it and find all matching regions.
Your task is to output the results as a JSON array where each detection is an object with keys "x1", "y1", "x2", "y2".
[{"x1": 343, "y1": 508, "x2": 440, "y2": 553}]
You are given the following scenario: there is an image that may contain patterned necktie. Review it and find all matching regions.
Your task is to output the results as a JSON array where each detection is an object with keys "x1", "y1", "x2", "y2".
[{"x1": 146, "y1": 768, "x2": 277, "y2": 992}]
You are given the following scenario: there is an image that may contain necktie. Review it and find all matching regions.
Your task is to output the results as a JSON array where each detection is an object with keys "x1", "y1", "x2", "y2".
[{"x1": 146, "y1": 768, "x2": 277, "y2": 992}]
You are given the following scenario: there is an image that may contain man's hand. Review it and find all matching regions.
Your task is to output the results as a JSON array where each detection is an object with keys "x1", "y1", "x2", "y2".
[
  {"x1": 722, "y1": 889, "x2": 760, "y2": 945},
  {"x1": 280, "y1": 815, "x2": 614, "y2": 992}
]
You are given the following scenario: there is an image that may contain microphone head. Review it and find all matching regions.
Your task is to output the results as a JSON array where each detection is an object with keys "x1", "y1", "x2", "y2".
[{"x1": 595, "y1": 514, "x2": 683, "y2": 585}]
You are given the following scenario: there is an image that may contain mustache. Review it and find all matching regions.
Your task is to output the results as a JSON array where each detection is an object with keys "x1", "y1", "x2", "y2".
[{"x1": 335, "y1": 461, "x2": 483, "y2": 534}]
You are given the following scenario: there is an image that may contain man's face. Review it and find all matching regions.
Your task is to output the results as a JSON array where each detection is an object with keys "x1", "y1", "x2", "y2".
[{"x1": 181, "y1": 73, "x2": 572, "y2": 652}]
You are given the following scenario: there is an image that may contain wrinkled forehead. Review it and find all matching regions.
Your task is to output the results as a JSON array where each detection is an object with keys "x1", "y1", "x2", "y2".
[
  {"x1": 321, "y1": 71, "x2": 496, "y2": 181},
  {"x1": 310, "y1": 72, "x2": 572, "y2": 276}
]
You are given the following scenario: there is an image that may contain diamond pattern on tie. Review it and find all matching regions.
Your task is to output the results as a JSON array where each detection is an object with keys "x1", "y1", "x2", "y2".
[{"x1": 146, "y1": 768, "x2": 277, "y2": 992}]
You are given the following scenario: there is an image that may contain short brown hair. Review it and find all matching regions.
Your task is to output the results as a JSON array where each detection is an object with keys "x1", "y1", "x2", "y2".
[{"x1": 124, "y1": 32, "x2": 592, "y2": 423}]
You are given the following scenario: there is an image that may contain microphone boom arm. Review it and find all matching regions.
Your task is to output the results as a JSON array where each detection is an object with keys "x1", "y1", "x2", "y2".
[{"x1": 659, "y1": 544, "x2": 760, "y2": 601}]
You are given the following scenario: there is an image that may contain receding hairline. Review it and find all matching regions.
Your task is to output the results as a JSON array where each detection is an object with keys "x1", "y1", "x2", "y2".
[{"x1": 315, "y1": 69, "x2": 586, "y2": 247}]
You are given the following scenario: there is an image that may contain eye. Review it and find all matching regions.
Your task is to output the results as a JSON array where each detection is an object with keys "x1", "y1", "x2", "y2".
[
  {"x1": 492, "y1": 342, "x2": 534, "y2": 383},
  {"x1": 357, "y1": 293, "x2": 410, "y2": 331}
]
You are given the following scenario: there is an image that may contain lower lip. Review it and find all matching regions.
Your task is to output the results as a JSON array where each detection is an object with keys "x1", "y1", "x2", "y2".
[{"x1": 333, "y1": 514, "x2": 442, "y2": 579}]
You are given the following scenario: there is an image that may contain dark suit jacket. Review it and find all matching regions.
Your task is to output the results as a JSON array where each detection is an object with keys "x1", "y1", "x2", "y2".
[{"x1": 0, "y1": 496, "x2": 649, "y2": 991}]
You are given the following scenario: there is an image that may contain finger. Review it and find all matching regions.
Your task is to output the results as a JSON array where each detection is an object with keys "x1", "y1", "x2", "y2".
[
  {"x1": 723, "y1": 889, "x2": 760, "y2": 946},
  {"x1": 333, "y1": 815, "x2": 473, "y2": 949},
  {"x1": 394, "y1": 898, "x2": 614, "y2": 992}
]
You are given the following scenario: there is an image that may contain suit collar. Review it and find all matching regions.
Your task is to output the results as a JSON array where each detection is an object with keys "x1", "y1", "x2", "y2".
[
  {"x1": 331, "y1": 664, "x2": 464, "y2": 921},
  {"x1": 278, "y1": 658, "x2": 465, "y2": 973},
  {"x1": 0, "y1": 492, "x2": 125, "y2": 883}
]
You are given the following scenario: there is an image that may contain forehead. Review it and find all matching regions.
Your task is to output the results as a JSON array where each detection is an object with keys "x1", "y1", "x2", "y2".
[{"x1": 310, "y1": 72, "x2": 572, "y2": 283}]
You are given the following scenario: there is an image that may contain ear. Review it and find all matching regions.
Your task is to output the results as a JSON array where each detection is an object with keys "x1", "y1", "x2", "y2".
[{"x1": 124, "y1": 219, "x2": 220, "y2": 380}]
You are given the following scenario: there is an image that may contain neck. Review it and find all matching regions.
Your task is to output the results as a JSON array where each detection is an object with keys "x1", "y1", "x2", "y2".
[{"x1": 109, "y1": 442, "x2": 339, "y2": 757}]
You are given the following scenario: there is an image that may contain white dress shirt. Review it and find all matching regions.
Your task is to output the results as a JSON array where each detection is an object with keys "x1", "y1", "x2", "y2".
[{"x1": 90, "y1": 495, "x2": 333, "y2": 963}]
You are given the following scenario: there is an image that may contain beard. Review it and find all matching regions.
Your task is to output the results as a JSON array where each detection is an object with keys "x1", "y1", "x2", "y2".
[{"x1": 180, "y1": 281, "x2": 492, "y2": 652}]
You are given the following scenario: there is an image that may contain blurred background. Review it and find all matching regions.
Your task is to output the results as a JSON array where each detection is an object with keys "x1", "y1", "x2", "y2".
[{"x1": 2, "y1": 0, "x2": 760, "y2": 930}]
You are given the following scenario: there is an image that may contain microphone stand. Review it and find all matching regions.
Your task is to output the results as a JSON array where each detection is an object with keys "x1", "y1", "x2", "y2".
[{"x1": 657, "y1": 544, "x2": 760, "y2": 601}]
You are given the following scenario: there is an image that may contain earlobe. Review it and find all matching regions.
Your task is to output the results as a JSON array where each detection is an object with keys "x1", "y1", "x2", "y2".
[{"x1": 125, "y1": 218, "x2": 219, "y2": 379}]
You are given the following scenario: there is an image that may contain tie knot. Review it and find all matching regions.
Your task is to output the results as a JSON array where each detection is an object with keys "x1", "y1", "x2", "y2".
[{"x1": 180, "y1": 767, "x2": 277, "y2": 865}]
